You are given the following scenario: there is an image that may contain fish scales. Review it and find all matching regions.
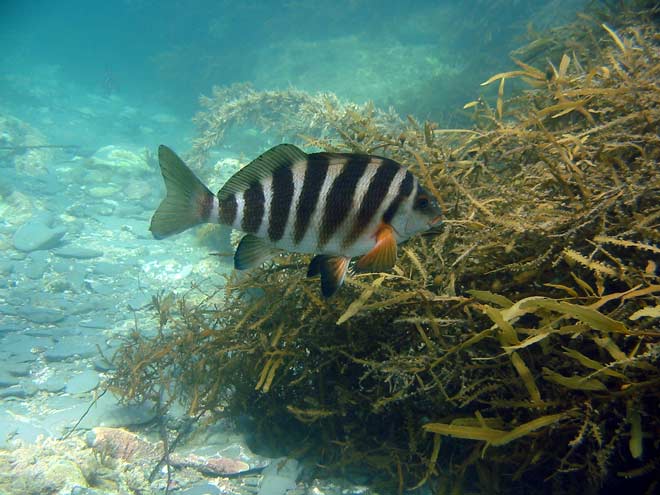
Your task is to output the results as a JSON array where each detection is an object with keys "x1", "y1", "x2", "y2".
[
  {"x1": 327, "y1": 158, "x2": 382, "y2": 252},
  {"x1": 241, "y1": 180, "x2": 265, "y2": 233},
  {"x1": 255, "y1": 174, "x2": 273, "y2": 239},
  {"x1": 344, "y1": 158, "x2": 401, "y2": 248},
  {"x1": 294, "y1": 155, "x2": 329, "y2": 246},
  {"x1": 319, "y1": 155, "x2": 371, "y2": 248},
  {"x1": 218, "y1": 193, "x2": 237, "y2": 226},
  {"x1": 268, "y1": 165, "x2": 294, "y2": 242},
  {"x1": 384, "y1": 171, "x2": 414, "y2": 224},
  {"x1": 299, "y1": 158, "x2": 345, "y2": 252},
  {"x1": 284, "y1": 160, "x2": 308, "y2": 246}
]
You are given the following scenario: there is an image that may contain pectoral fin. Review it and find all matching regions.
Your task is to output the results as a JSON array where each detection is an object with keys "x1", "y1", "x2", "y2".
[
  {"x1": 307, "y1": 255, "x2": 351, "y2": 297},
  {"x1": 356, "y1": 223, "x2": 397, "y2": 272},
  {"x1": 234, "y1": 234, "x2": 274, "y2": 270}
]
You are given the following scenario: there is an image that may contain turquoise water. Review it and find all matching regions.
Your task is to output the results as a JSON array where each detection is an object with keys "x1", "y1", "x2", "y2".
[{"x1": 0, "y1": 1, "x2": 588, "y2": 494}]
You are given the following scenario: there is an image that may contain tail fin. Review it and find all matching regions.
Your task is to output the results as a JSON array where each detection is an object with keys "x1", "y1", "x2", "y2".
[{"x1": 150, "y1": 145, "x2": 215, "y2": 239}]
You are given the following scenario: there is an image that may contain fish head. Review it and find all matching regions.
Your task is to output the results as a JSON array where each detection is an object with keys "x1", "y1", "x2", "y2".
[{"x1": 403, "y1": 185, "x2": 442, "y2": 236}]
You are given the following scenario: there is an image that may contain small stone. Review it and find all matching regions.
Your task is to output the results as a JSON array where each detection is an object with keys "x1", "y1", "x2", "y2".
[
  {"x1": 0, "y1": 412, "x2": 49, "y2": 447},
  {"x1": 42, "y1": 459, "x2": 89, "y2": 492},
  {"x1": 93, "y1": 358, "x2": 115, "y2": 372},
  {"x1": 87, "y1": 185, "x2": 120, "y2": 198},
  {"x1": 93, "y1": 261, "x2": 124, "y2": 276},
  {"x1": 75, "y1": 393, "x2": 157, "y2": 428},
  {"x1": 18, "y1": 306, "x2": 66, "y2": 324},
  {"x1": 125, "y1": 180, "x2": 152, "y2": 200},
  {"x1": 39, "y1": 374, "x2": 67, "y2": 393},
  {"x1": 0, "y1": 383, "x2": 36, "y2": 398},
  {"x1": 0, "y1": 370, "x2": 19, "y2": 388},
  {"x1": 13, "y1": 218, "x2": 66, "y2": 252},
  {"x1": 0, "y1": 322, "x2": 22, "y2": 335},
  {"x1": 44, "y1": 338, "x2": 97, "y2": 361},
  {"x1": 178, "y1": 483, "x2": 222, "y2": 495},
  {"x1": 7, "y1": 361, "x2": 31, "y2": 377},
  {"x1": 0, "y1": 261, "x2": 14, "y2": 275},
  {"x1": 65, "y1": 369, "x2": 100, "y2": 394},
  {"x1": 79, "y1": 315, "x2": 113, "y2": 329},
  {"x1": 258, "y1": 458, "x2": 302, "y2": 495},
  {"x1": 52, "y1": 246, "x2": 103, "y2": 259},
  {"x1": 90, "y1": 145, "x2": 150, "y2": 173}
]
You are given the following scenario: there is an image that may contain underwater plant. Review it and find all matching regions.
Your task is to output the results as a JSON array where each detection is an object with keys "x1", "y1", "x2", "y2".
[{"x1": 109, "y1": 3, "x2": 660, "y2": 494}]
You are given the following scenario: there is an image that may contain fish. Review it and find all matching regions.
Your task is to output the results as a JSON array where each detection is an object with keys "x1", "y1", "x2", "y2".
[{"x1": 150, "y1": 144, "x2": 442, "y2": 297}]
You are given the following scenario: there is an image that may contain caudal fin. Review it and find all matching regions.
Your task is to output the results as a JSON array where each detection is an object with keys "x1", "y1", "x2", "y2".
[{"x1": 150, "y1": 145, "x2": 215, "y2": 239}]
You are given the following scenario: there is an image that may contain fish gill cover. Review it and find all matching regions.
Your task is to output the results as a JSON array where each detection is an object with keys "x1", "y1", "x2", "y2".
[{"x1": 108, "y1": 2, "x2": 660, "y2": 494}]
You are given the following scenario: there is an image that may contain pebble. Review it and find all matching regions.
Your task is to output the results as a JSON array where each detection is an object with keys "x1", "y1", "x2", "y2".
[
  {"x1": 76, "y1": 393, "x2": 157, "y2": 428},
  {"x1": 0, "y1": 370, "x2": 20, "y2": 388},
  {"x1": 18, "y1": 306, "x2": 66, "y2": 324},
  {"x1": 178, "y1": 483, "x2": 222, "y2": 495},
  {"x1": 258, "y1": 458, "x2": 302, "y2": 495},
  {"x1": 23, "y1": 251, "x2": 50, "y2": 279},
  {"x1": 0, "y1": 383, "x2": 36, "y2": 398},
  {"x1": 6, "y1": 361, "x2": 31, "y2": 377},
  {"x1": 0, "y1": 322, "x2": 22, "y2": 335},
  {"x1": 0, "y1": 261, "x2": 14, "y2": 275},
  {"x1": 0, "y1": 304, "x2": 18, "y2": 315},
  {"x1": 44, "y1": 337, "x2": 98, "y2": 361},
  {"x1": 1, "y1": 334, "x2": 50, "y2": 361},
  {"x1": 93, "y1": 261, "x2": 124, "y2": 276},
  {"x1": 78, "y1": 315, "x2": 113, "y2": 329},
  {"x1": 65, "y1": 369, "x2": 100, "y2": 394},
  {"x1": 0, "y1": 409, "x2": 50, "y2": 448},
  {"x1": 93, "y1": 357, "x2": 115, "y2": 372},
  {"x1": 39, "y1": 374, "x2": 67, "y2": 393},
  {"x1": 52, "y1": 246, "x2": 104, "y2": 259},
  {"x1": 13, "y1": 217, "x2": 67, "y2": 252}
]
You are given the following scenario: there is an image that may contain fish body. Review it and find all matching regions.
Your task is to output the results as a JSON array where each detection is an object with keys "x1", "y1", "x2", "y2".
[{"x1": 150, "y1": 144, "x2": 441, "y2": 296}]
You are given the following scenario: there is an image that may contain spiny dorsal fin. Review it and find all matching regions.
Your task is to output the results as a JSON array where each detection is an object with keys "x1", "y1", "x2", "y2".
[
  {"x1": 234, "y1": 234, "x2": 275, "y2": 270},
  {"x1": 217, "y1": 144, "x2": 308, "y2": 200}
]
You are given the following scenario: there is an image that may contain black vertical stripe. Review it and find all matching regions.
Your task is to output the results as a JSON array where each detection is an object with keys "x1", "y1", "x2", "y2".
[
  {"x1": 242, "y1": 182, "x2": 265, "y2": 233},
  {"x1": 197, "y1": 191, "x2": 214, "y2": 222},
  {"x1": 294, "y1": 156, "x2": 329, "y2": 244},
  {"x1": 319, "y1": 156, "x2": 370, "y2": 247},
  {"x1": 218, "y1": 193, "x2": 237, "y2": 226},
  {"x1": 383, "y1": 171, "x2": 414, "y2": 224},
  {"x1": 269, "y1": 166, "x2": 294, "y2": 241},
  {"x1": 344, "y1": 159, "x2": 400, "y2": 246}
]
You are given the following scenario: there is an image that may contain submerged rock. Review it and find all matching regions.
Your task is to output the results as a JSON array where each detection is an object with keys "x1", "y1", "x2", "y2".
[
  {"x1": 18, "y1": 306, "x2": 66, "y2": 324},
  {"x1": 52, "y1": 246, "x2": 103, "y2": 259},
  {"x1": 13, "y1": 217, "x2": 66, "y2": 252},
  {"x1": 0, "y1": 370, "x2": 19, "y2": 388},
  {"x1": 87, "y1": 427, "x2": 251, "y2": 475},
  {"x1": 0, "y1": 114, "x2": 54, "y2": 176},
  {"x1": 65, "y1": 369, "x2": 100, "y2": 394},
  {"x1": 90, "y1": 145, "x2": 151, "y2": 173},
  {"x1": 258, "y1": 458, "x2": 302, "y2": 495}
]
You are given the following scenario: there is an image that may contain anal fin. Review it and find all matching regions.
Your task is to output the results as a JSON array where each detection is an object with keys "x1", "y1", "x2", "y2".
[
  {"x1": 307, "y1": 255, "x2": 351, "y2": 297},
  {"x1": 235, "y1": 234, "x2": 275, "y2": 270},
  {"x1": 356, "y1": 223, "x2": 397, "y2": 272}
]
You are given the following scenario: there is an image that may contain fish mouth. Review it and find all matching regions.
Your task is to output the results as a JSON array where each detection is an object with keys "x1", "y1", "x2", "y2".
[{"x1": 429, "y1": 215, "x2": 443, "y2": 227}]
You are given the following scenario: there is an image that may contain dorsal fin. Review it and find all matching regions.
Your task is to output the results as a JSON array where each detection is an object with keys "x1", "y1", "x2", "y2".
[{"x1": 217, "y1": 144, "x2": 307, "y2": 200}]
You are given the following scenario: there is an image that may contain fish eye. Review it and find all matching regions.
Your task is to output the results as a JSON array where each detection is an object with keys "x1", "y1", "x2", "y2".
[{"x1": 416, "y1": 196, "x2": 429, "y2": 209}]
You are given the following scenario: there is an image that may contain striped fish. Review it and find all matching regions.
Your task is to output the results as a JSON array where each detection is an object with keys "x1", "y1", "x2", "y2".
[{"x1": 150, "y1": 144, "x2": 442, "y2": 297}]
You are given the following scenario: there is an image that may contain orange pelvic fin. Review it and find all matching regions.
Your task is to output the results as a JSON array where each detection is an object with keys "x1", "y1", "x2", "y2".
[
  {"x1": 356, "y1": 223, "x2": 397, "y2": 272},
  {"x1": 308, "y1": 255, "x2": 351, "y2": 297}
]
